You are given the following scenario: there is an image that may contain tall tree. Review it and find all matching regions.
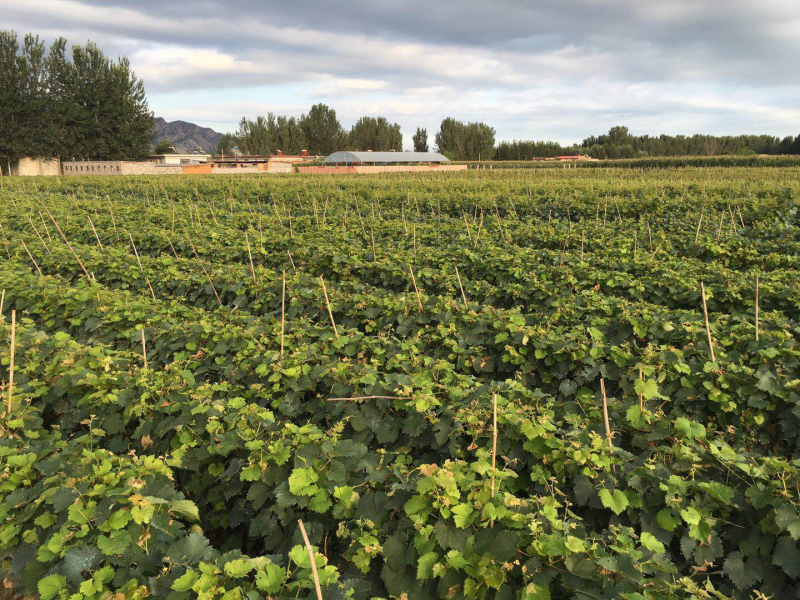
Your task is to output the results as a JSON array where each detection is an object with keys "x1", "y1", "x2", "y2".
[
  {"x1": 0, "y1": 32, "x2": 48, "y2": 172},
  {"x1": 0, "y1": 31, "x2": 154, "y2": 167},
  {"x1": 235, "y1": 116, "x2": 274, "y2": 155},
  {"x1": 434, "y1": 118, "x2": 495, "y2": 160},
  {"x1": 299, "y1": 104, "x2": 346, "y2": 155},
  {"x1": 412, "y1": 127, "x2": 429, "y2": 152},
  {"x1": 348, "y1": 116, "x2": 402, "y2": 151},
  {"x1": 215, "y1": 133, "x2": 238, "y2": 156}
]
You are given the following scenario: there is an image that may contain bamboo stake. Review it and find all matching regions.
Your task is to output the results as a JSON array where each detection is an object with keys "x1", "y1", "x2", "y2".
[
  {"x1": 327, "y1": 395, "x2": 404, "y2": 402},
  {"x1": 638, "y1": 367, "x2": 643, "y2": 411},
  {"x1": 6, "y1": 310, "x2": 15, "y2": 415},
  {"x1": 319, "y1": 276, "x2": 338, "y2": 338},
  {"x1": 38, "y1": 211, "x2": 53, "y2": 242},
  {"x1": 694, "y1": 208, "x2": 705, "y2": 243},
  {"x1": 455, "y1": 266, "x2": 468, "y2": 309},
  {"x1": 412, "y1": 223, "x2": 417, "y2": 260},
  {"x1": 245, "y1": 231, "x2": 257, "y2": 286},
  {"x1": 43, "y1": 205, "x2": 91, "y2": 279},
  {"x1": 490, "y1": 392, "x2": 498, "y2": 527},
  {"x1": 700, "y1": 282, "x2": 715, "y2": 362},
  {"x1": 755, "y1": 275, "x2": 760, "y2": 342},
  {"x1": 88, "y1": 216, "x2": 103, "y2": 249},
  {"x1": 462, "y1": 210, "x2": 472, "y2": 242},
  {"x1": 186, "y1": 236, "x2": 222, "y2": 307},
  {"x1": 599, "y1": 379, "x2": 613, "y2": 451},
  {"x1": 473, "y1": 211, "x2": 484, "y2": 248},
  {"x1": 20, "y1": 240, "x2": 43, "y2": 276},
  {"x1": 287, "y1": 251, "x2": 297, "y2": 272},
  {"x1": 408, "y1": 265, "x2": 423, "y2": 312},
  {"x1": 0, "y1": 290, "x2": 4, "y2": 314},
  {"x1": 370, "y1": 226, "x2": 377, "y2": 260},
  {"x1": 141, "y1": 328, "x2": 147, "y2": 369},
  {"x1": 129, "y1": 234, "x2": 156, "y2": 301},
  {"x1": 298, "y1": 520, "x2": 323, "y2": 600},
  {"x1": 280, "y1": 270, "x2": 286, "y2": 357},
  {"x1": 26, "y1": 215, "x2": 51, "y2": 255}
]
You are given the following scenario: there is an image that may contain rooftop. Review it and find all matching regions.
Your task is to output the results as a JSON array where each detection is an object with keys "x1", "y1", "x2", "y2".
[{"x1": 324, "y1": 151, "x2": 449, "y2": 165}]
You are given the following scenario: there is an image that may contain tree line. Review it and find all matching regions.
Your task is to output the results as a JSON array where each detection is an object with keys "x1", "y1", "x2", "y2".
[
  {"x1": 220, "y1": 106, "x2": 404, "y2": 156},
  {"x1": 496, "y1": 125, "x2": 800, "y2": 160},
  {"x1": 0, "y1": 30, "x2": 154, "y2": 173}
]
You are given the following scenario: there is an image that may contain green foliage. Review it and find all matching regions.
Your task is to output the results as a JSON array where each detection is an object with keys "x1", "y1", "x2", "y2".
[
  {"x1": 348, "y1": 116, "x2": 402, "y2": 152},
  {"x1": 1, "y1": 166, "x2": 800, "y2": 598}
]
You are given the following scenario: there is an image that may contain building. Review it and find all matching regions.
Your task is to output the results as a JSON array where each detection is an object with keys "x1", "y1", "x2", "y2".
[
  {"x1": 148, "y1": 153, "x2": 210, "y2": 165},
  {"x1": 298, "y1": 151, "x2": 467, "y2": 174},
  {"x1": 62, "y1": 161, "x2": 184, "y2": 175},
  {"x1": 9, "y1": 156, "x2": 61, "y2": 176}
]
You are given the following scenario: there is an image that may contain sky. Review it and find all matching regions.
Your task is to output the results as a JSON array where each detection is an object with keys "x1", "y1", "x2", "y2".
[{"x1": 4, "y1": 0, "x2": 800, "y2": 148}]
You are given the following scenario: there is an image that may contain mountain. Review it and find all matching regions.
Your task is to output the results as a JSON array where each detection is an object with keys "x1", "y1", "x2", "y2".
[{"x1": 152, "y1": 117, "x2": 224, "y2": 154}]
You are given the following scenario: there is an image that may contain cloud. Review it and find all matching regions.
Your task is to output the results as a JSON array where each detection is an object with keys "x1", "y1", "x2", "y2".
[{"x1": 3, "y1": 0, "x2": 800, "y2": 144}]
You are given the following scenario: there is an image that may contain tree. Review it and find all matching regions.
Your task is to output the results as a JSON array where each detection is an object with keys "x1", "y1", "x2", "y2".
[
  {"x1": 0, "y1": 30, "x2": 154, "y2": 168},
  {"x1": 235, "y1": 116, "x2": 273, "y2": 155},
  {"x1": 153, "y1": 139, "x2": 175, "y2": 154},
  {"x1": 413, "y1": 128, "x2": 428, "y2": 152},
  {"x1": 0, "y1": 31, "x2": 48, "y2": 173},
  {"x1": 348, "y1": 116, "x2": 402, "y2": 151},
  {"x1": 434, "y1": 118, "x2": 495, "y2": 160},
  {"x1": 216, "y1": 133, "x2": 238, "y2": 156},
  {"x1": 299, "y1": 104, "x2": 346, "y2": 155}
]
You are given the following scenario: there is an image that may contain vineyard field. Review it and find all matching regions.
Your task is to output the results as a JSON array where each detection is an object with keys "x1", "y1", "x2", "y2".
[{"x1": 2, "y1": 167, "x2": 800, "y2": 599}]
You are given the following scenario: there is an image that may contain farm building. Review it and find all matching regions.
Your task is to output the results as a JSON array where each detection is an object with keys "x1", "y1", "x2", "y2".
[
  {"x1": 9, "y1": 156, "x2": 61, "y2": 176},
  {"x1": 299, "y1": 151, "x2": 466, "y2": 174}
]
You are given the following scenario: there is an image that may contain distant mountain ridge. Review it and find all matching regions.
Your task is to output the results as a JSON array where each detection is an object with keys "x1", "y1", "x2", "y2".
[{"x1": 152, "y1": 117, "x2": 223, "y2": 154}]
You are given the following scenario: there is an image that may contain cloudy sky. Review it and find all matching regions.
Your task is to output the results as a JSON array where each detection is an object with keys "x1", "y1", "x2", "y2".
[{"x1": 4, "y1": 0, "x2": 800, "y2": 147}]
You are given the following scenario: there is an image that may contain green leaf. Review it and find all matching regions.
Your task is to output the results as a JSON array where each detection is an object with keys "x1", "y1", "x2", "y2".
[
  {"x1": 640, "y1": 532, "x2": 665, "y2": 553},
  {"x1": 288, "y1": 468, "x2": 319, "y2": 496},
  {"x1": 599, "y1": 489, "x2": 629, "y2": 515},
  {"x1": 100, "y1": 509, "x2": 131, "y2": 531},
  {"x1": 172, "y1": 570, "x2": 200, "y2": 592},
  {"x1": 97, "y1": 531, "x2": 132, "y2": 555},
  {"x1": 38, "y1": 574, "x2": 68, "y2": 600},
  {"x1": 451, "y1": 504, "x2": 475, "y2": 528},
  {"x1": 674, "y1": 417, "x2": 706, "y2": 440},
  {"x1": 565, "y1": 536, "x2": 586, "y2": 553},
  {"x1": 255, "y1": 563, "x2": 284, "y2": 594},
  {"x1": 723, "y1": 551, "x2": 757, "y2": 589},
  {"x1": 656, "y1": 509, "x2": 680, "y2": 532},
  {"x1": 170, "y1": 500, "x2": 200, "y2": 521},
  {"x1": 416, "y1": 551, "x2": 438, "y2": 580},
  {"x1": 680, "y1": 507, "x2": 701, "y2": 526},
  {"x1": 773, "y1": 537, "x2": 800, "y2": 578},
  {"x1": 224, "y1": 559, "x2": 254, "y2": 578},
  {"x1": 634, "y1": 378, "x2": 659, "y2": 400}
]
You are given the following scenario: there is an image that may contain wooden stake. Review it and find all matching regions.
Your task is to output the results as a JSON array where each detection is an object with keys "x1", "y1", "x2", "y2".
[
  {"x1": 6, "y1": 310, "x2": 15, "y2": 415},
  {"x1": 245, "y1": 230, "x2": 257, "y2": 286},
  {"x1": 408, "y1": 265, "x2": 423, "y2": 313},
  {"x1": 694, "y1": 207, "x2": 705, "y2": 243},
  {"x1": 287, "y1": 251, "x2": 297, "y2": 272},
  {"x1": 700, "y1": 282, "x2": 715, "y2": 362},
  {"x1": 462, "y1": 210, "x2": 472, "y2": 242},
  {"x1": 0, "y1": 290, "x2": 4, "y2": 314},
  {"x1": 599, "y1": 379, "x2": 613, "y2": 451},
  {"x1": 370, "y1": 225, "x2": 377, "y2": 260},
  {"x1": 141, "y1": 328, "x2": 147, "y2": 370},
  {"x1": 755, "y1": 275, "x2": 760, "y2": 342},
  {"x1": 186, "y1": 236, "x2": 222, "y2": 307},
  {"x1": 281, "y1": 270, "x2": 286, "y2": 357},
  {"x1": 319, "y1": 276, "x2": 338, "y2": 338},
  {"x1": 88, "y1": 216, "x2": 103, "y2": 249},
  {"x1": 455, "y1": 266, "x2": 468, "y2": 309},
  {"x1": 43, "y1": 205, "x2": 91, "y2": 279},
  {"x1": 129, "y1": 234, "x2": 156, "y2": 301},
  {"x1": 298, "y1": 520, "x2": 324, "y2": 600},
  {"x1": 20, "y1": 240, "x2": 43, "y2": 276},
  {"x1": 638, "y1": 367, "x2": 643, "y2": 411},
  {"x1": 490, "y1": 392, "x2": 498, "y2": 528}
]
